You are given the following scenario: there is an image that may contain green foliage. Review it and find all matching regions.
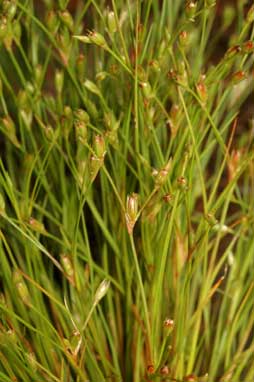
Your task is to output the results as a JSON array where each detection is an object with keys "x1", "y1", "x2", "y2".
[{"x1": 0, "y1": 0, "x2": 254, "y2": 381}]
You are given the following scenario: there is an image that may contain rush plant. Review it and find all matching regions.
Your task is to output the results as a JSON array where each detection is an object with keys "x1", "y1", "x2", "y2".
[{"x1": 0, "y1": 1, "x2": 254, "y2": 381}]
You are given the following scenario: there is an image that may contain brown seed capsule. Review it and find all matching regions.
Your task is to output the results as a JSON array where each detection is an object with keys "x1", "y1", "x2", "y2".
[
  {"x1": 163, "y1": 318, "x2": 174, "y2": 328},
  {"x1": 177, "y1": 176, "x2": 188, "y2": 190},
  {"x1": 155, "y1": 160, "x2": 171, "y2": 186},
  {"x1": 149, "y1": 60, "x2": 161, "y2": 73},
  {"x1": 196, "y1": 75, "x2": 207, "y2": 104},
  {"x1": 205, "y1": 212, "x2": 218, "y2": 227},
  {"x1": 242, "y1": 40, "x2": 254, "y2": 54},
  {"x1": 29, "y1": 217, "x2": 46, "y2": 234},
  {"x1": 230, "y1": 70, "x2": 246, "y2": 85},
  {"x1": 185, "y1": 1, "x2": 197, "y2": 20},
  {"x1": 160, "y1": 365, "x2": 170, "y2": 375},
  {"x1": 179, "y1": 30, "x2": 188, "y2": 47},
  {"x1": 224, "y1": 45, "x2": 241, "y2": 59},
  {"x1": 163, "y1": 193, "x2": 173, "y2": 203},
  {"x1": 125, "y1": 193, "x2": 139, "y2": 235},
  {"x1": 184, "y1": 374, "x2": 197, "y2": 382},
  {"x1": 147, "y1": 364, "x2": 155, "y2": 374},
  {"x1": 167, "y1": 69, "x2": 178, "y2": 82},
  {"x1": 227, "y1": 149, "x2": 242, "y2": 180}
]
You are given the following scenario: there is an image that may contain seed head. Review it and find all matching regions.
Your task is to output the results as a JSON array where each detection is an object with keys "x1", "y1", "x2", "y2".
[
  {"x1": 107, "y1": 10, "x2": 117, "y2": 34},
  {"x1": 247, "y1": 4, "x2": 254, "y2": 23},
  {"x1": 147, "y1": 364, "x2": 155, "y2": 374},
  {"x1": 94, "y1": 279, "x2": 111, "y2": 303},
  {"x1": 230, "y1": 70, "x2": 246, "y2": 85},
  {"x1": 125, "y1": 193, "x2": 139, "y2": 234},
  {"x1": 163, "y1": 318, "x2": 174, "y2": 329},
  {"x1": 160, "y1": 365, "x2": 170, "y2": 375},
  {"x1": 184, "y1": 374, "x2": 197, "y2": 382}
]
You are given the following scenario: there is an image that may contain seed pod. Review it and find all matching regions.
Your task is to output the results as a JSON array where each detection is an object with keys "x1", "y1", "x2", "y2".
[
  {"x1": 242, "y1": 40, "x2": 254, "y2": 54},
  {"x1": 179, "y1": 30, "x2": 188, "y2": 47},
  {"x1": 149, "y1": 60, "x2": 161, "y2": 73},
  {"x1": 60, "y1": 253, "x2": 74, "y2": 279},
  {"x1": 6, "y1": 329, "x2": 18, "y2": 344},
  {"x1": 230, "y1": 70, "x2": 246, "y2": 85},
  {"x1": 94, "y1": 279, "x2": 111, "y2": 303},
  {"x1": 45, "y1": 10, "x2": 59, "y2": 33},
  {"x1": 84, "y1": 79, "x2": 101, "y2": 96},
  {"x1": 44, "y1": 125, "x2": 57, "y2": 141},
  {"x1": 69, "y1": 330, "x2": 82, "y2": 357},
  {"x1": 89, "y1": 30, "x2": 108, "y2": 48},
  {"x1": 74, "y1": 108, "x2": 90, "y2": 123},
  {"x1": 34, "y1": 64, "x2": 43, "y2": 86},
  {"x1": 184, "y1": 374, "x2": 197, "y2": 382},
  {"x1": 62, "y1": 106, "x2": 73, "y2": 139},
  {"x1": 125, "y1": 193, "x2": 139, "y2": 234},
  {"x1": 5, "y1": 1, "x2": 17, "y2": 20},
  {"x1": 247, "y1": 4, "x2": 254, "y2": 23},
  {"x1": 0, "y1": 17, "x2": 8, "y2": 40},
  {"x1": 163, "y1": 318, "x2": 174, "y2": 329},
  {"x1": 85, "y1": 98, "x2": 99, "y2": 120},
  {"x1": 224, "y1": 45, "x2": 241, "y2": 59},
  {"x1": 13, "y1": 270, "x2": 31, "y2": 307},
  {"x1": 77, "y1": 160, "x2": 88, "y2": 190},
  {"x1": 107, "y1": 10, "x2": 117, "y2": 34},
  {"x1": 74, "y1": 31, "x2": 108, "y2": 49},
  {"x1": 96, "y1": 71, "x2": 107, "y2": 82},
  {"x1": 177, "y1": 176, "x2": 188, "y2": 190},
  {"x1": 1, "y1": 115, "x2": 21, "y2": 148},
  {"x1": 154, "y1": 160, "x2": 171, "y2": 187},
  {"x1": 147, "y1": 364, "x2": 155, "y2": 374},
  {"x1": 90, "y1": 155, "x2": 103, "y2": 181},
  {"x1": 27, "y1": 352, "x2": 37, "y2": 372},
  {"x1": 74, "y1": 35, "x2": 90, "y2": 44},
  {"x1": 185, "y1": 1, "x2": 197, "y2": 21},
  {"x1": 196, "y1": 75, "x2": 207, "y2": 104},
  {"x1": 205, "y1": 212, "x2": 218, "y2": 227},
  {"x1": 94, "y1": 134, "x2": 106, "y2": 159},
  {"x1": 227, "y1": 148, "x2": 241, "y2": 180},
  {"x1": 28, "y1": 217, "x2": 46, "y2": 234},
  {"x1": 55, "y1": 69, "x2": 64, "y2": 94},
  {"x1": 57, "y1": 27, "x2": 71, "y2": 63},
  {"x1": 160, "y1": 365, "x2": 170, "y2": 375},
  {"x1": 167, "y1": 69, "x2": 178, "y2": 82},
  {"x1": 76, "y1": 54, "x2": 85, "y2": 81},
  {"x1": 140, "y1": 81, "x2": 153, "y2": 99},
  {"x1": 59, "y1": 10, "x2": 73, "y2": 31},
  {"x1": 75, "y1": 120, "x2": 87, "y2": 144},
  {"x1": 163, "y1": 193, "x2": 173, "y2": 203}
]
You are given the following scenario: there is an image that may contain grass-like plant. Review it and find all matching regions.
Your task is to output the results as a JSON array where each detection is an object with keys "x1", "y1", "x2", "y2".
[{"x1": 0, "y1": 0, "x2": 254, "y2": 381}]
